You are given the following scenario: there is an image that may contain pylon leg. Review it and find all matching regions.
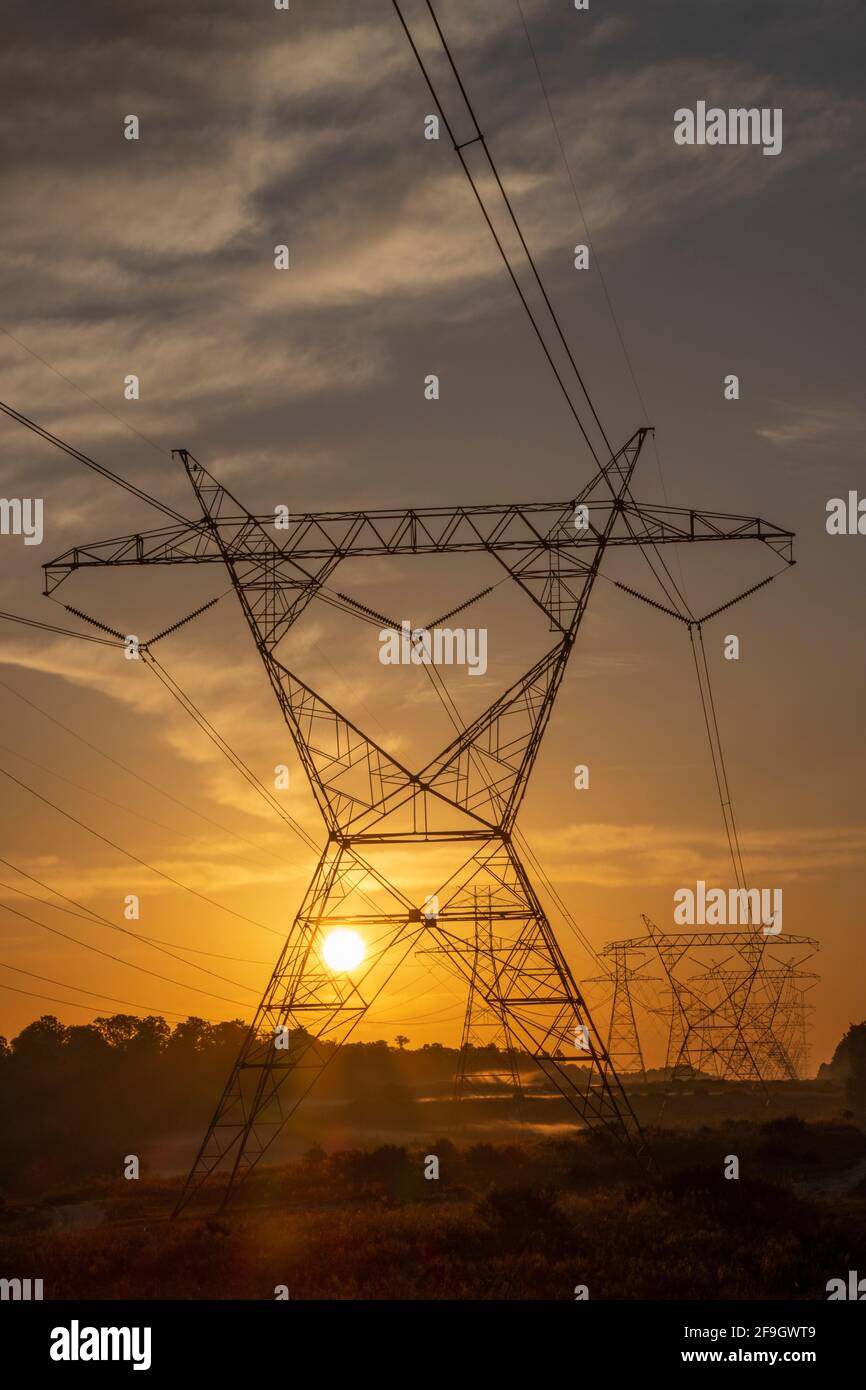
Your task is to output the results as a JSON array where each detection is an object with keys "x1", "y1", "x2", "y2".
[
  {"x1": 433, "y1": 840, "x2": 649, "y2": 1161},
  {"x1": 174, "y1": 833, "x2": 650, "y2": 1215},
  {"x1": 173, "y1": 844, "x2": 424, "y2": 1216}
]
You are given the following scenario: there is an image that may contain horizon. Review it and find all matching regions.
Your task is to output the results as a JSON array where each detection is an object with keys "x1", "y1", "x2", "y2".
[{"x1": 1, "y1": 0, "x2": 864, "y2": 1078}]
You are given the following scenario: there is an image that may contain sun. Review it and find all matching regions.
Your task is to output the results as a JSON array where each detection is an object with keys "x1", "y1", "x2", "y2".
[{"x1": 322, "y1": 928, "x2": 365, "y2": 973}]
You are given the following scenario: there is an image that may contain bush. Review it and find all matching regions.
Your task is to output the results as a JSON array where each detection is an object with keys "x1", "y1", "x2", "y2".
[
  {"x1": 474, "y1": 1183, "x2": 566, "y2": 1251},
  {"x1": 756, "y1": 1115, "x2": 818, "y2": 1164}
]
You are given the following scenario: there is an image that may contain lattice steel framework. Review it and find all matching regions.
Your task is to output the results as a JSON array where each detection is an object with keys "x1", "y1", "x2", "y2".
[
  {"x1": 420, "y1": 890, "x2": 526, "y2": 1103},
  {"x1": 587, "y1": 944, "x2": 659, "y2": 1079},
  {"x1": 600, "y1": 917, "x2": 818, "y2": 1083},
  {"x1": 42, "y1": 426, "x2": 797, "y2": 1213}
]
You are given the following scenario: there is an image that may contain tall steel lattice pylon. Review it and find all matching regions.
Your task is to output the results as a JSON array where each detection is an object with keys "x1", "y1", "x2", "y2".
[
  {"x1": 454, "y1": 890, "x2": 525, "y2": 1104},
  {"x1": 415, "y1": 891, "x2": 526, "y2": 1105},
  {"x1": 43, "y1": 429, "x2": 795, "y2": 1214},
  {"x1": 588, "y1": 942, "x2": 658, "y2": 1080},
  {"x1": 601, "y1": 917, "x2": 819, "y2": 1084},
  {"x1": 36, "y1": 2, "x2": 798, "y2": 1216}
]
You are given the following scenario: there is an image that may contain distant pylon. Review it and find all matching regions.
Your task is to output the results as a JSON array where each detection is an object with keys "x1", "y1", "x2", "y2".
[
  {"x1": 590, "y1": 942, "x2": 656, "y2": 1079},
  {"x1": 600, "y1": 918, "x2": 818, "y2": 1084},
  {"x1": 454, "y1": 889, "x2": 524, "y2": 1104}
]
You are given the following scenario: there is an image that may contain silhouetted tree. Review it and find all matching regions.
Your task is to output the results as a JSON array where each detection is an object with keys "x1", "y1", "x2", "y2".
[
  {"x1": 12, "y1": 1014, "x2": 67, "y2": 1061},
  {"x1": 837, "y1": 1023, "x2": 866, "y2": 1110}
]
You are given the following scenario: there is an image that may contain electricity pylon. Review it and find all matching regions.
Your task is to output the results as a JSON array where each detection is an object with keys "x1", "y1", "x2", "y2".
[
  {"x1": 589, "y1": 941, "x2": 659, "y2": 1079},
  {"x1": 421, "y1": 889, "x2": 526, "y2": 1104},
  {"x1": 678, "y1": 962, "x2": 818, "y2": 1082},
  {"x1": 604, "y1": 917, "x2": 818, "y2": 1083},
  {"x1": 43, "y1": 427, "x2": 795, "y2": 1213}
]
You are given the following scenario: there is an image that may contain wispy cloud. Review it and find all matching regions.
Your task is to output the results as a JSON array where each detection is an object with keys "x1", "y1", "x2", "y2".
[
  {"x1": 756, "y1": 403, "x2": 866, "y2": 448},
  {"x1": 532, "y1": 821, "x2": 866, "y2": 888}
]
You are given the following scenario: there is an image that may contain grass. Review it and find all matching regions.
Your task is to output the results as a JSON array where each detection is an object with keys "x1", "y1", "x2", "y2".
[{"x1": 2, "y1": 1119, "x2": 865, "y2": 1300}]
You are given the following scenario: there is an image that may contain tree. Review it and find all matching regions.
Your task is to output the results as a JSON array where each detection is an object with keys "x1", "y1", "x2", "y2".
[
  {"x1": 166, "y1": 1017, "x2": 212, "y2": 1056},
  {"x1": 95, "y1": 1014, "x2": 168, "y2": 1054},
  {"x1": 12, "y1": 1014, "x2": 67, "y2": 1060},
  {"x1": 394, "y1": 1034, "x2": 410, "y2": 1051},
  {"x1": 210, "y1": 1019, "x2": 249, "y2": 1052},
  {"x1": 828, "y1": 1022, "x2": 866, "y2": 1111},
  {"x1": 845, "y1": 1026, "x2": 866, "y2": 1112},
  {"x1": 65, "y1": 1024, "x2": 110, "y2": 1062}
]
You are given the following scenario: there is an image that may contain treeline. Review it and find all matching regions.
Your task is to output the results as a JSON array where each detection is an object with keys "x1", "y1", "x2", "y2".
[
  {"x1": 0, "y1": 1013, "x2": 503, "y2": 1191},
  {"x1": 0, "y1": 1015, "x2": 245, "y2": 1190},
  {"x1": 2, "y1": 1012, "x2": 863, "y2": 1194}
]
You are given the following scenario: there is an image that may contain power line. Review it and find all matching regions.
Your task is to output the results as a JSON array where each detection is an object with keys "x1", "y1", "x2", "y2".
[
  {"x1": 511, "y1": 0, "x2": 689, "y2": 609},
  {"x1": 0, "y1": 898, "x2": 254, "y2": 1010},
  {"x1": 393, "y1": 0, "x2": 609, "y2": 472},
  {"x1": 509, "y1": 1, "x2": 700, "y2": 616},
  {"x1": 0, "y1": 608, "x2": 120, "y2": 647},
  {"x1": 0, "y1": 870, "x2": 269, "y2": 966},
  {"x1": 0, "y1": 980, "x2": 181, "y2": 1018},
  {"x1": 0, "y1": 958, "x2": 236, "y2": 1023},
  {"x1": 0, "y1": 762, "x2": 285, "y2": 938},
  {"x1": 0, "y1": 977, "x2": 238, "y2": 1026},
  {"x1": 425, "y1": 0, "x2": 616, "y2": 463},
  {"x1": 0, "y1": 858, "x2": 265, "y2": 983},
  {"x1": 397, "y1": 0, "x2": 711, "y2": 647},
  {"x1": 136, "y1": 937, "x2": 272, "y2": 966},
  {"x1": 0, "y1": 323, "x2": 173, "y2": 460},
  {"x1": 0, "y1": 738, "x2": 261, "y2": 857},
  {"x1": 688, "y1": 624, "x2": 748, "y2": 890},
  {"x1": 0, "y1": 398, "x2": 192, "y2": 526},
  {"x1": 0, "y1": 675, "x2": 290, "y2": 869},
  {"x1": 504, "y1": 1, "x2": 767, "y2": 901},
  {"x1": 513, "y1": 0, "x2": 649, "y2": 428},
  {"x1": 143, "y1": 652, "x2": 314, "y2": 849},
  {"x1": 140, "y1": 651, "x2": 394, "y2": 923}
]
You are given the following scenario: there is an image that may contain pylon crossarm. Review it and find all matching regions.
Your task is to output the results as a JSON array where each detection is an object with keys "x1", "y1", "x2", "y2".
[
  {"x1": 616, "y1": 502, "x2": 794, "y2": 556},
  {"x1": 615, "y1": 930, "x2": 815, "y2": 949},
  {"x1": 42, "y1": 499, "x2": 794, "y2": 594}
]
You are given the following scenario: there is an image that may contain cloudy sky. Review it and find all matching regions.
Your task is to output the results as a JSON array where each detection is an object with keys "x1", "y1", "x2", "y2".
[{"x1": 0, "y1": 0, "x2": 863, "y2": 1067}]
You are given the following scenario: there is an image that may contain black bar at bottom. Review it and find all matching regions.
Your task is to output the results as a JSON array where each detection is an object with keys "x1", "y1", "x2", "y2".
[{"x1": 0, "y1": 1298, "x2": 860, "y2": 1376}]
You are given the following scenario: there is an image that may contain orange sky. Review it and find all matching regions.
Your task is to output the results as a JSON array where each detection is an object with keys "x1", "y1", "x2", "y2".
[{"x1": 0, "y1": 0, "x2": 863, "y2": 1073}]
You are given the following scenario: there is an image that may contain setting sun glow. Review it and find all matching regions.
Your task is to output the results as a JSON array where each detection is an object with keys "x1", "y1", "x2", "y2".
[{"x1": 322, "y1": 929, "x2": 365, "y2": 973}]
